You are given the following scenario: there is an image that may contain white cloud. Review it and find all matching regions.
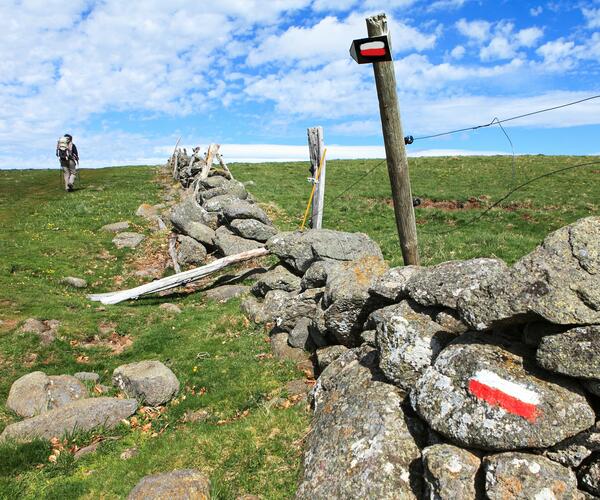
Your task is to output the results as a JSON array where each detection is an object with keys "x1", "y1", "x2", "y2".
[
  {"x1": 450, "y1": 45, "x2": 466, "y2": 59},
  {"x1": 582, "y1": 7, "x2": 600, "y2": 28},
  {"x1": 456, "y1": 19, "x2": 491, "y2": 43},
  {"x1": 530, "y1": 6, "x2": 543, "y2": 17},
  {"x1": 480, "y1": 25, "x2": 544, "y2": 61},
  {"x1": 247, "y1": 13, "x2": 437, "y2": 68},
  {"x1": 428, "y1": 0, "x2": 467, "y2": 11},
  {"x1": 330, "y1": 120, "x2": 381, "y2": 135},
  {"x1": 536, "y1": 38, "x2": 578, "y2": 70}
]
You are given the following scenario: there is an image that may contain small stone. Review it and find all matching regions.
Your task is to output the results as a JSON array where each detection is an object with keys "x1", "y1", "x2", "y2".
[
  {"x1": 101, "y1": 221, "x2": 130, "y2": 233},
  {"x1": 484, "y1": 452, "x2": 579, "y2": 500},
  {"x1": 181, "y1": 221, "x2": 215, "y2": 247},
  {"x1": 251, "y1": 265, "x2": 301, "y2": 298},
  {"x1": 229, "y1": 218, "x2": 278, "y2": 242},
  {"x1": 580, "y1": 456, "x2": 600, "y2": 496},
  {"x1": 270, "y1": 332, "x2": 310, "y2": 362},
  {"x1": 20, "y1": 318, "x2": 59, "y2": 345},
  {"x1": 112, "y1": 360, "x2": 180, "y2": 406},
  {"x1": 204, "y1": 285, "x2": 250, "y2": 302},
  {"x1": 222, "y1": 199, "x2": 271, "y2": 225},
  {"x1": 61, "y1": 276, "x2": 88, "y2": 288},
  {"x1": 422, "y1": 444, "x2": 481, "y2": 500},
  {"x1": 369, "y1": 265, "x2": 421, "y2": 303},
  {"x1": 285, "y1": 379, "x2": 311, "y2": 398},
  {"x1": 183, "y1": 409, "x2": 210, "y2": 423},
  {"x1": 177, "y1": 235, "x2": 207, "y2": 267},
  {"x1": 113, "y1": 232, "x2": 145, "y2": 249},
  {"x1": 360, "y1": 329, "x2": 376, "y2": 346},
  {"x1": 120, "y1": 447, "x2": 139, "y2": 460},
  {"x1": 7, "y1": 371, "x2": 51, "y2": 417},
  {"x1": 74, "y1": 372, "x2": 100, "y2": 383},
  {"x1": 159, "y1": 303, "x2": 182, "y2": 314},
  {"x1": 127, "y1": 469, "x2": 210, "y2": 500},
  {"x1": 135, "y1": 203, "x2": 158, "y2": 220},
  {"x1": 288, "y1": 317, "x2": 312, "y2": 349},
  {"x1": 214, "y1": 226, "x2": 264, "y2": 257}
]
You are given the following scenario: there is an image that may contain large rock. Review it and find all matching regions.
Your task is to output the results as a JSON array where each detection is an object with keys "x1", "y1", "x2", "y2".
[
  {"x1": 459, "y1": 217, "x2": 600, "y2": 329},
  {"x1": 369, "y1": 265, "x2": 421, "y2": 304},
  {"x1": 112, "y1": 360, "x2": 179, "y2": 406},
  {"x1": 323, "y1": 256, "x2": 388, "y2": 346},
  {"x1": 543, "y1": 421, "x2": 600, "y2": 468},
  {"x1": 113, "y1": 232, "x2": 145, "y2": 249},
  {"x1": 202, "y1": 193, "x2": 240, "y2": 214},
  {"x1": 315, "y1": 345, "x2": 349, "y2": 372},
  {"x1": 229, "y1": 218, "x2": 277, "y2": 242},
  {"x1": 199, "y1": 174, "x2": 228, "y2": 189},
  {"x1": 411, "y1": 332, "x2": 595, "y2": 450},
  {"x1": 7, "y1": 372, "x2": 88, "y2": 417},
  {"x1": 180, "y1": 221, "x2": 215, "y2": 247},
  {"x1": 199, "y1": 179, "x2": 247, "y2": 202},
  {"x1": 276, "y1": 288, "x2": 324, "y2": 332},
  {"x1": 300, "y1": 260, "x2": 340, "y2": 290},
  {"x1": 251, "y1": 265, "x2": 301, "y2": 298},
  {"x1": 484, "y1": 452, "x2": 579, "y2": 500},
  {"x1": 222, "y1": 200, "x2": 271, "y2": 225},
  {"x1": 128, "y1": 469, "x2": 210, "y2": 500},
  {"x1": 177, "y1": 235, "x2": 207, "y2": 266},
  {"x1": 214, "y1": 226, "x2": 264, "y2": 256},
  {"x1": 405, "y1": 258, "x2": 507, "y2": 310},
  {"x1": 170, "y1": 196, "x2": 218, "y2": 231},
  {"x1": 422, "y1": 444, "x2": 481, "y2": 500},
  {"x1": 297, "y1": 347, "x2": 423, "y2": 499},
  {"x1": 536, "y1": 325, "x2": 600, "y2": 379},
  {"x1": 372, "y1": 301, "x2": 455, "y2": 391},
  {"x1": 20, "y1": 318, "x2": 59, "y2": 345},
  {"x1": 0, "y1": 398, "x2": 137, "y2": 443},
  {"x1": 240, "y1": 290, "x2": 291, "y2": 324},
  {"x1": 204, "y1": 284, "x2": 249, "y2": 302},
  {"x1": 267, "y1": 229, "x2": 384, "y2": 274}
]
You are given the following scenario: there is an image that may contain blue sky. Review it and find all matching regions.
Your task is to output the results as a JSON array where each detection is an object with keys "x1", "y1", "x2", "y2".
[{"x1": 1, "y1": 0, "x2": 599, "y2": 169}]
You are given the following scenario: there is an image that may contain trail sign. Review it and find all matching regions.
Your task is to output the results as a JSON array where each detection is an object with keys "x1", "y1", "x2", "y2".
[{"x1": 349, "y1": 35, "x2": 392, "y2": 64}]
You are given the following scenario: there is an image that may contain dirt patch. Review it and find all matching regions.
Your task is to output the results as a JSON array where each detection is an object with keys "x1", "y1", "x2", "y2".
[
  {"x1": 75, "y1": 332, "x2": 133, "y2": 355},
  {"x1": 385, "y1": 197, "x2": 487, "y2": 210}
]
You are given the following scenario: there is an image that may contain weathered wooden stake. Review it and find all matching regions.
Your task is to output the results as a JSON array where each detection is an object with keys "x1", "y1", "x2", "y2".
[
  {"x1": 307, "y1": 126, "x2": 326, "y2": 229},
  {"x1": 367, "y1": 13, "x2": 420, "y2": 265},
  {"x1": 170, "y1": 137, "x2": 181, "y2": 178}
]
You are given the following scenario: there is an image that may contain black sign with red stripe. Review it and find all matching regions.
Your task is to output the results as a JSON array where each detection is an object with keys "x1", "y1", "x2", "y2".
[{"x1": 349, "y1": 35, "x2": 392, "y2": 64}]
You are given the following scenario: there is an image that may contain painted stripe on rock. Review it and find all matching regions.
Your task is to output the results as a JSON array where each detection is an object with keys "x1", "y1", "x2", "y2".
[{"x1": 468, "y1": 370, "x2": 540, "y2": 422}]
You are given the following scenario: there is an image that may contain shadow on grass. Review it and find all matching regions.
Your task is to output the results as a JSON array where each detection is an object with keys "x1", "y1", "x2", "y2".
[{"x1": 0, "y1": 439, "x2": 51, "y2": 476}]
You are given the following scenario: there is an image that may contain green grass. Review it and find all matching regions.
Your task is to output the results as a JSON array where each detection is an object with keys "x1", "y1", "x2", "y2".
[
  {"x1": 0, "y1": 156, "x2": 598, "y2": 498},
  {"x1": 0, "y1": 166, "x2": 308, "y2": 499},
  {"x1": 233, "y1": 155, "x2": 599, "y2": 266}
]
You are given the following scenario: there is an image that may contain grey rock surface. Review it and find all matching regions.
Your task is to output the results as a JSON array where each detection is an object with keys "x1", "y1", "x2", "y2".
[
  {"x1": 222, "y1": 199, "x2": 271, "y2": 225},
  {"x1": 199, "y1": 174, "x2": 229, "y2": 189},
  {"x1": 202, "y1": 193, "x2": 240, "y2": 214},
  {"x1": 288, "y1": 317, "x2": 312, "y2": 349},
  {"x1": 434, "y1": 309, "x2": 469, "y2": 334},
  {"x1": 199, "y1": 179, "x2": 247, "y2": 202},
  {"x1": 369, "y1": 265, "x2": 421, "y2": 304},
  {"x1": 20, "y1": 318, "x2": 59, "y2": 344},
  {"x1": 270, "y1": 331, "x2": 309, "y2": 362},
  {"x1": 267, "y1": 229, "x2": 384, "y2": 274},
  {"x1": 74, "y1": 372, "x2": 100, "y2": 383},
  {"x1": 214, "y1": 226, "x2": 264, "y2": 256},
  {"x1": 411, "y1": 332, "x2": 595, "y2": 450},
  {"x1": 276, "y1": 288, "x2": 323, "y2": 332},
  {"x1": 170, "y1": 196, "x2": 218, "y2": 231},
  {"x1": 579, "y1": 456, "x2": 600, "y2": 496},
  {"x1": 229, "y1": 218, "x2": 277, "y2": 242},
  {"x1": 113, "y1": 232, "x2": 145, "y2": 249},
  {"x1": 422, "y1": 444, "x2": 481, "y2": 500},
  {"x1": 159, "y1": 303, "x2": 182, "y2": 314},
  {"x1": 204, "y1": 284, "x2": 249, "y2": 302},
  {"x1": 251, "y1": 265, "x2": 301, "y2": 298},
  {"x1": 315, "y1": 345, "x2": 349, "y2": 372},
  {"x1": 543, "y1": 421, "x2": 600, "y2": 468},
  {"x1": 459, "y1": 217, "x2": 600, "y2": 329},
  {"x1": 61, "y1": 276, "x2": 88, "y2": 288},
  {"x1": 297, "y1": 347, "x2": 423, "y2": 499},
  {"x1": 536, "y1": 325, "x2": 600, "y2": 379},
  {"x1": 300, "y1": 260, "x2": 340, "y2": 290},
  {"x1": 240, "y1": 290, "x2": 292, "y2": 324},
  {"x1": 323, "y1": 257, "x2": 387, "y2": 346},
  {"x1": 522, "y1": 321, "x2": 570, "y2": 347},
  {"x1": 127, "y1": 469, "x2": 210, "y2": 500},
  {"x1": 0, "y1": 397, "x2": 137, "y2": 443},
  {"x1": 112, "y1": 360, "x2": 179, "y2": 406},
  {"x1": 47, "y1": 375, "x2": 88, "y2": 410},
  {"x1": 484, "y1": 452, "x2": 579, "y2": 500},
  {"x1": 177, "y1": 235, "x2": 207, "y2": 266},
  {"x1": 406, "y1": 258, "x2": 508, "y2": 310},
  {"x1": 7, "y1": 372, "x2": 51, "y2": 417},
  {"x1": 181, "y1": 221, "x2": 215, "y2": 247},
  {"x1": 372, "y1": 301, "x2": 455, "y2": 391},
  {"x1": 100, "y1": 221, "x2": 130, "y2": 232}
]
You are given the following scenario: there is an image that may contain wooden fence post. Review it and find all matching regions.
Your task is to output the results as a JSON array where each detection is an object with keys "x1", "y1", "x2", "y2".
[
  {"x1": 366, "y1": 13, "x2": 420, "y2": 265},
  {"x1": 307, "y1": 126, "x2": 326, "y2": 229}
]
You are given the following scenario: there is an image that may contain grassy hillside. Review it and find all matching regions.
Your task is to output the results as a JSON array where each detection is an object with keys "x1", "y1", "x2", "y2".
[
  {"x1": 0, "y1": 156, "x2": 597, "y2": 498},
  {"x1": 233, "y1": 155, "x2": 599, "y2": 266}
]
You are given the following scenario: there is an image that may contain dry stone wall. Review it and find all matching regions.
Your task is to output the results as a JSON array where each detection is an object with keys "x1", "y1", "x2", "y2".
[{"x1": 239, "y1": 216, "x2": 600, "y2": 498}]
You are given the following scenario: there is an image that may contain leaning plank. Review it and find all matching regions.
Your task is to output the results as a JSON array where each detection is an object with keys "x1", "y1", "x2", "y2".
[
  {"x1": 88, "y1": 247, "x2": 269, "y2": 305},
  {"x1": 215, "y1": 152, "x2": 233, "y2": 179},
  {"x1": 168, "y1": 233, "x2": 181, "y2": 274},
  {"x1": 199, "y1": 143, "x2": 220, "y2": 180}
]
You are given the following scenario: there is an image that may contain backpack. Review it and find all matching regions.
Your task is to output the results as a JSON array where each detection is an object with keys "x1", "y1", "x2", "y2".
[{"x1": 57, "y1": 136, "x2": 71, "y2": 161}]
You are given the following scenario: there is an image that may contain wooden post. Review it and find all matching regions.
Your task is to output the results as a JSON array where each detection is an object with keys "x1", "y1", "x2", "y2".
[
  {"x1": 199, "y1": 143, "x2": 220, "y2": 180},
  {"x1": 307, "y1": 126, "x2": 326, "y2": 229},
  {"x1": 170, "y1": 137, "x2": 181, "y2": 178},
  {"x1": 366, "y1": 13, "x2": 420, "y2": 265}
]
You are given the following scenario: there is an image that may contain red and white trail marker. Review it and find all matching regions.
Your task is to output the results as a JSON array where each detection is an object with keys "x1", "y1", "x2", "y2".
[
  {"x1": 360, "y1": 40, "x2": 386, "y2": 57},
  {"x1": 468, "y1": 370, "x2": 541, "y2": 422},
  {"x1": 349, "y1": 35, "x2": 392, "y2": 64}
]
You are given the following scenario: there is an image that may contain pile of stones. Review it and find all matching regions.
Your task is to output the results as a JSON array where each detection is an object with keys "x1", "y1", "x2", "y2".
[
  {"x1": 241, "y1": 217, "x2": 600, "y2": 498},
  {"x1": 1, "y1": 360, "x2": 179, "y2": 443},
  {"x1": 169, "y1": 172, "x2": 277, "y2": 267}
]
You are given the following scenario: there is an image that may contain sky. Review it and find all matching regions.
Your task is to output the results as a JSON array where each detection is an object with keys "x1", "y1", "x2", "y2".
[{"x1": 1, "y1": 0, "x2": 599, "y2": 169}]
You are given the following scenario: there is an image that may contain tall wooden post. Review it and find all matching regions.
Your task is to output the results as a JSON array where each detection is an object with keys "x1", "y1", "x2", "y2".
[
  {"x1": 307, "y1": 126, "x2": 326, "y2": 229},
  {"x1": 366, "y1": 13, "x2": 420, "y2": 265}
]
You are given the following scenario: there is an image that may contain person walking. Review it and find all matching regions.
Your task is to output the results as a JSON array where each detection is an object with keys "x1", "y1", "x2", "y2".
[{"x1": 56, "y1": 134, "x2": 79, "y2": 191}]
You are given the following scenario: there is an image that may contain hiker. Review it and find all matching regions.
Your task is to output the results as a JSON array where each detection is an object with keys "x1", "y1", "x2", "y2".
[{"x1": 56, "y1": 134, "x2": 79, "y2": 191}]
